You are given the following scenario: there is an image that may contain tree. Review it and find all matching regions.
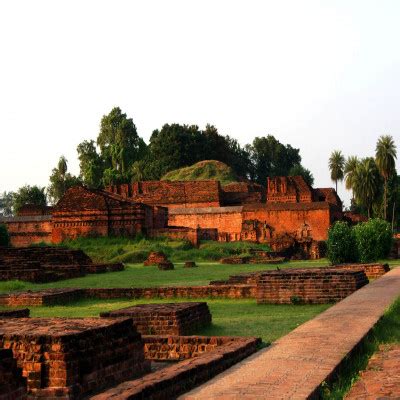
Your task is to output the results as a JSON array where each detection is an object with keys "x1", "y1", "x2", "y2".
[
  {"x1": 0, "y1": 191, "x2": 15, "y2": 216},
  {"x1": 246, "y1": 135, "x2": 301, "y2": 184},
  {"x1": 328, "y1": 150, "x2": 345, "y2": 192},
  {"x1": 288, "y1": 164, "x2": 314, "y2": 186},
  {"x1": 375, "y1": 135, "x2": 397, "y2": 220},
  {"x1": 0, "y1": 224, "x2": 10, "y2": 246},
  {"x1": 13, "y1": 185, "x2": 47, "y2": 215},
  {"x1": 77, "y1": 140, "x2": 104, "y2": 188},
  {"x1": 97, "y1": 107, "x2": 147, "y2": 177},
  {"x1": 344, "y1": 156, "x2": 359, "y2": 202},
  {"x1": 48, "y1": 156, "x2": 81, "y2": 204},
  {"x1": 353, "y1": 157, "x2": 382, "y2": 218}
]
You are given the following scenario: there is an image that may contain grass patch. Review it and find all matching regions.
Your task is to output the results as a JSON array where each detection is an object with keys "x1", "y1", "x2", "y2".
[
  {"x1": 0, "y1": 297, "x2": 330, "y2": 344},
  {"x1": 0, "y1": 260, "x2": 329, "y2": 293},
  {"x1": 321, "y1": 297, "x2": 400, "y2": 399}
]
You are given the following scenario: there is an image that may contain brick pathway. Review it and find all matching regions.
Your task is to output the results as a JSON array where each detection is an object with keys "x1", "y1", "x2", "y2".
[
  {"x1": 180, "y1": 267, "x2": 400, "y2": 400},
  {"x1": 345, "y1": 344, "x2": 400, "y2": 399}
]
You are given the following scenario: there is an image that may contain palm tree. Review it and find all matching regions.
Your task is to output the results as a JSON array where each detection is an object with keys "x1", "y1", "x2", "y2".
[
  {"x1": 344, "y1": 156, "x2": 359, "y2": 202},
  {"x1": 353, "y1": 157, "x2": 381, "y2": 218},
  {"x1": 375, "y1": 135, "x2": 397, "y2": 220},
  {"x1": 328, "y1": 150, "x2": 345, "y2": 192}
]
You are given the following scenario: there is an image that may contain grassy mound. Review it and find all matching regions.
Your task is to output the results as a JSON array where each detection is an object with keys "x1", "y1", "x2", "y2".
[{"x1": 161, "y1": 160, "x2": 238, "y2": 186}]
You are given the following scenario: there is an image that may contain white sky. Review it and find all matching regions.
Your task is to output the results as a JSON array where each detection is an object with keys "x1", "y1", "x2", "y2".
[{"x1": 0, "y1": 0, "x2": 399, "y2": 207}]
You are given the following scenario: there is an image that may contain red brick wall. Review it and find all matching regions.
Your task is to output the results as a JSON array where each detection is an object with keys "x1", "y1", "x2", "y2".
[{"x1": 4, "y1": 218, "x2": 52, "y2": 247}]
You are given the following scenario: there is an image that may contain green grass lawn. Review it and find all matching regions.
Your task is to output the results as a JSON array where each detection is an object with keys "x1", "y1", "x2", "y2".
[
  {"x1": 2, "y1": 297, "x2": 330, "y2": 344},
  {"x1": 0, "y1": 259, "x2": 333, "y2": 293}
]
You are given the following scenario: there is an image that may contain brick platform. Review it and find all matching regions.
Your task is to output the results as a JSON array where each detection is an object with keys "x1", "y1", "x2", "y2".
[
  {"x1": 100, "y1": 302, "x2": 211, "y2": 335},
  {"x1": 346, "y1": 344, "x2": 400, "y2": 399},
  {"x1": 334, "y1": 262, "x2": 390, "y2": 279},
  {"x1": 0, "y1": 348, "x2": 26, "y2": 400},
  {"x1": 0, "y1": 289, "x2": 84, "y2": 307},
  {"x1": 91, "y1": 336, "x2": 261, "y2": 400},
  {"x1": 0, "y1": 318, "x2": 150, "y2": 399},
  {"x1": 0, "y1": 308, "x2": 29, "y2": 318},
  {"x1": 256, "y1": 268, "x2": 368, "y2": 304},
  {"x1": 181, "y1": 267, "x2": 400, "y2": 399}
]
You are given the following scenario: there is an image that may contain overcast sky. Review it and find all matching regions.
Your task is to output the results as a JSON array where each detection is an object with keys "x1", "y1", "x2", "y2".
[{"x1": 1, "y1": 0, "x2": 399, "y2": 207}]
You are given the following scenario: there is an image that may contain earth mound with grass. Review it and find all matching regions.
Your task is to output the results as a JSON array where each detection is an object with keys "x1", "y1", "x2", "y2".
[{"x1": 161, "y1": 160, "x2": 238, "y2": 186}]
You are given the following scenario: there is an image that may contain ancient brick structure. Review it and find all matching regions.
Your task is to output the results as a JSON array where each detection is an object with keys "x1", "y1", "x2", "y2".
[
  {"x1": 90, "y1": 336, "x2": 260, "y2": 400},
  {"x1": 0, "y1": 247, "x2": 124, "y2": 283},
  {"x1": 256, "y1": 268, "x2": 369, "y2": 304},
  {"x1": 0, "y1": 309, "x2": 30, "y2": 318},
  {"x1": 100, "y1": 302, "x2": 211, "y2": 335},
  {"x1": 0, "y1": 318, "x2": 150, "y2": 399},
  {"x1": 143, "y1": 251, "x2": 169, "y2": 266},
  {"x1": 333, "y1": 263, "x2": 390, "y2": 279},
  {"x1": 0, "y1": 348, "x2": 27, "y2": 400}
]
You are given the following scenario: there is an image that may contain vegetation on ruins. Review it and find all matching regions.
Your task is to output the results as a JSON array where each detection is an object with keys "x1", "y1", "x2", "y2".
[
  {"x1": 328, "y1": 150, "x2": 345, "y2": 192},
  {"x1": 12, "y1": 185, "x2": 47, "y2": 214},
  {"x1": 161, "y1": 160, "x2": 238, "y2": 186},
  {"x1": 47, "y1": 156, "x2": 81, "y2": 203},
  {"x1": 0, "y1": 191, "x2": 13, "y2": 216},
  {"x1": 326, "y1": 221, "x2": 357, "y2": 264},
  {"x1": 76, "y1": 140, "x2": 104, "y2": 188},
  {"x1": 327, "y1": 218, "x2": 392, "y2": 263},
  {"x1": 375, "y1": 135, "x2": 397, "y2": 220},
  {"x1": 0, "y1": 224, "x2": 10, "y2": 246}
]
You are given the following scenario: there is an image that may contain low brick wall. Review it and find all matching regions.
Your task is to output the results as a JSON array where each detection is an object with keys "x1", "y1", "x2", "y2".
[
  {"x1": 0, "y1": 289, "x2": 84, "y2": 307},
  {"x1": 256, "y1": 268, "x2": 369, "y2": 304},
  {"x1": 100, "y1": 302, "x2": 211, "y2": 335},
  {"x1": 0, "y1": 309, "x2": 30, "y2": 318},
  {"x1": 0, "y1": 318, "x2": 150, "y2": 399},
  {"x1": 91, "y1": 336, "x2": 261, "y2": 400},
  {"x1": 333, "y1": 263, "x2": 390, "y2": 279},
  {"x1": 85, "y1": 285, "x2": 257, "y2": 300},
  {"x1": 0, "y1": 348, "x2": 27, "y2": 400},
  {"x1": 142, "y1": 335, "x2": 239, "y2": 361}
]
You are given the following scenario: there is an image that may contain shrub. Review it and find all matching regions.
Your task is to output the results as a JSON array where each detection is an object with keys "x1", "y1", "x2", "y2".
[
  {"x1": 0, "y1": 224, "x2": 10, "y2": 247},
  {"x1": 354, "y1": 219, "x2": 392, "y2": 262},
  {"x1": 327, "y1": 221, "x2": 357, "y2": 264}
]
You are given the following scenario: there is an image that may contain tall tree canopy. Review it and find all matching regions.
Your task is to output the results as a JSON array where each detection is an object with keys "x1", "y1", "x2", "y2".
[
  {"x1": 77, "y1": 140, "x2": 104, "y2": 188},
  {"x1": 375, "y1": 134, "x2": 397, "y2": 219},
  {"x1": 328, "y1": 150, "x2": 345, "y2": 192},
  {"x1": 97, "y1": 107, "x2": 147, "y2": 179},
  {"x1": 288, "y1": 164, "x2": 314, "y2": 186},
  {"x1": 48, "y1": 156, "x2": 81, "y2": 204},
  {"x1": 246, "y1": 135, "x2": 301, "y2": 184},
  {"x1": 13, "y1": 185, "x2": 47, "y2": 214},
  {"x1": 0, "y1": 191, "x2": 14, "y2": 216}
]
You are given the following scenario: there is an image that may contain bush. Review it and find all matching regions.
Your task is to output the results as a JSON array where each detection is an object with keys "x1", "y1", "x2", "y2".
[
  {"x1": 354, "y1": 219, "x2": 392, "y2": 262},
  {"x1": 0, "y1": 224, "x2": 10, "y2": 246},
  {"x1": 327, "y1": 221, "x2": 357, "y2": 264}
]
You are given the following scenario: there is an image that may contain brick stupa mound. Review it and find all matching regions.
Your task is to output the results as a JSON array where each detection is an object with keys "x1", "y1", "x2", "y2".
[
  {"x1": 0, "y1": 317, "x2": 150, "y2": 399},
  {"x1": 100, "y1": 302, "x2": 212, "y2": 335}
]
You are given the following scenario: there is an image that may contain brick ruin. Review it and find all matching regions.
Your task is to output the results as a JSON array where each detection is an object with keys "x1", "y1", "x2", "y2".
[
  {"x1": 0, "y1": 247, "x2": 123, "y2": 283},
  {"x1": 100, "y1": 302, "x2": 212, "y2": 335},
  {"x1": 0, "y1": 175, "x2": 355, "y2": 259},
  {"x1": 0, "y1": 348, "x2": 26, "y2": 400},
  {"x1": 0, "y1": 318, "x2": 150, "y2": 399}
]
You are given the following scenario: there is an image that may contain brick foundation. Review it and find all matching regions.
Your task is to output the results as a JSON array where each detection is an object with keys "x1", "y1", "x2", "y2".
[
  {"x1": 100, "y1": 302, "x2": 211, "y2": 335},
  {"x1": 333, "y1": 263, "x2": 390, "y2": 279},
  {"x1": 90, "y1": 336, "x2": 261, "y2": 400},
  {"x1": 0, "y1": 318, "x2": 150, "y2": 399},
  {"x1": 0, "y1": 309, "x2": 30, "y2": 318},
  {"x1": 256, "y1": 268, "x2": 369, "y2": 304},
  {"x1": 0, "y1": 348, "x2": 27, "y2": 400}
]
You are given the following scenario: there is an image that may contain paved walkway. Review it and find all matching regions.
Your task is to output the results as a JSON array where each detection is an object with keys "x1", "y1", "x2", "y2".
[
  {"x1": 181, "y1": 267, "x2": 400, "y2": 400},
  {"x1": 346, "y1": 344, "x2": 400, "y2": 399}
]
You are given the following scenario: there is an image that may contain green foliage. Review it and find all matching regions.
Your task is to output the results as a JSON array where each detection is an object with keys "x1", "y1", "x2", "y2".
[
  {"x1": 0, "y1": 191, "x2": 14, "y2": 216},
  {"x1": 48, "y1": 156, "x2": 81, "y2": 204},
  {"x1": 328, "y1": 150, "x2": 345, "y2": 191},
  {"x1": 246, "y1": 135, "x2": 301, "y2": 184},
  {"x1": 13, "y1": 185, "x2": 47, "y2": 214},
  {"x1": 97, "y1": 107, "x2": 147, "y2": 181},
  {"x1": 353, "y1": 219, "x2": 392, "y2": 262},
  {"x1": 288, "y1": 164, "x2": 314, "y2": 186},
  {"x1": 327, "y1": 221, "x2": 357, "y2": 264},
  {"x1": 162, "y1": 160, "x2": 238, "y2": 186},
  {"x1": 0, "y1": 224, "x2": 10, "y2": 246},
  {"x1": 77, "y1": 140, "x2": 104, "y2": 188}
]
